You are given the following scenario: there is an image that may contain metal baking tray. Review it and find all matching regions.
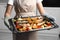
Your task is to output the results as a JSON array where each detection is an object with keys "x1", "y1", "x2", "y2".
[{"x1": 8, "y1": 16, "x2": 59, "y2": 33}]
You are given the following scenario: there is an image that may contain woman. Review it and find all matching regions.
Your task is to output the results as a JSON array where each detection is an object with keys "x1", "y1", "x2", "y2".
[{"x1": 4, "y1": 0, "x2": 55, "y2": 40}]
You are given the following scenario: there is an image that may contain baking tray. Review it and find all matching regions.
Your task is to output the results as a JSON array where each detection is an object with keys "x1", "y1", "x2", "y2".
[{"x1": 8, "y1": 16, "x2": 59, "y2": 33}]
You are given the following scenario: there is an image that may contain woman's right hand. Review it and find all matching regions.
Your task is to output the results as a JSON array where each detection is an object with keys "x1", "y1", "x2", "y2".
[
  {"x1": 4, "y1": 16, "x2": 10, "y2": 28},
  {"x1": 4, "y1": 16, "x2": 14, "y2": 31}
]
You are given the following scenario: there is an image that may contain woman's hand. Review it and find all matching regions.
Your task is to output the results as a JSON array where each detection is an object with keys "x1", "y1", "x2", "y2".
[{"x1": 4, "y1": 16, "x2": 10, "y2": 28}]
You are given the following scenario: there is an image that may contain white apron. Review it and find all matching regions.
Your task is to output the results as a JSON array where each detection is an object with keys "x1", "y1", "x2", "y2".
[
  {"x1": 13, "y1": 0, "x2": 38, "y2": 40},
  {"x1": 14, "y1": 0, "x2": 36, "y2": 17}
]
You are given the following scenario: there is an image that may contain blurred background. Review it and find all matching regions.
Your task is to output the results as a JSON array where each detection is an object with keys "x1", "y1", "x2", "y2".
[
  {"x1": 42, "y1": 0, "x2": 60, "y2": 7},
  {"x1": 0, "y1": 0, "x2": 60, "y2": 40}
]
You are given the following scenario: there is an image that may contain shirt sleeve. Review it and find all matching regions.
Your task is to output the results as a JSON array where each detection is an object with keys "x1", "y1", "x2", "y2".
[
  {"x1": 36, "y1": 0, "x2": 43, "y2": 3},
  {"x1": 8, "y1": 0, "x2": 14, "y2": 5}
]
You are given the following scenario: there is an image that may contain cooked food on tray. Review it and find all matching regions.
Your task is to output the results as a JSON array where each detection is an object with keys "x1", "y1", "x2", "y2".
[{"x1": 13, "y1": 16, "x2": 53, "y2": 32}]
